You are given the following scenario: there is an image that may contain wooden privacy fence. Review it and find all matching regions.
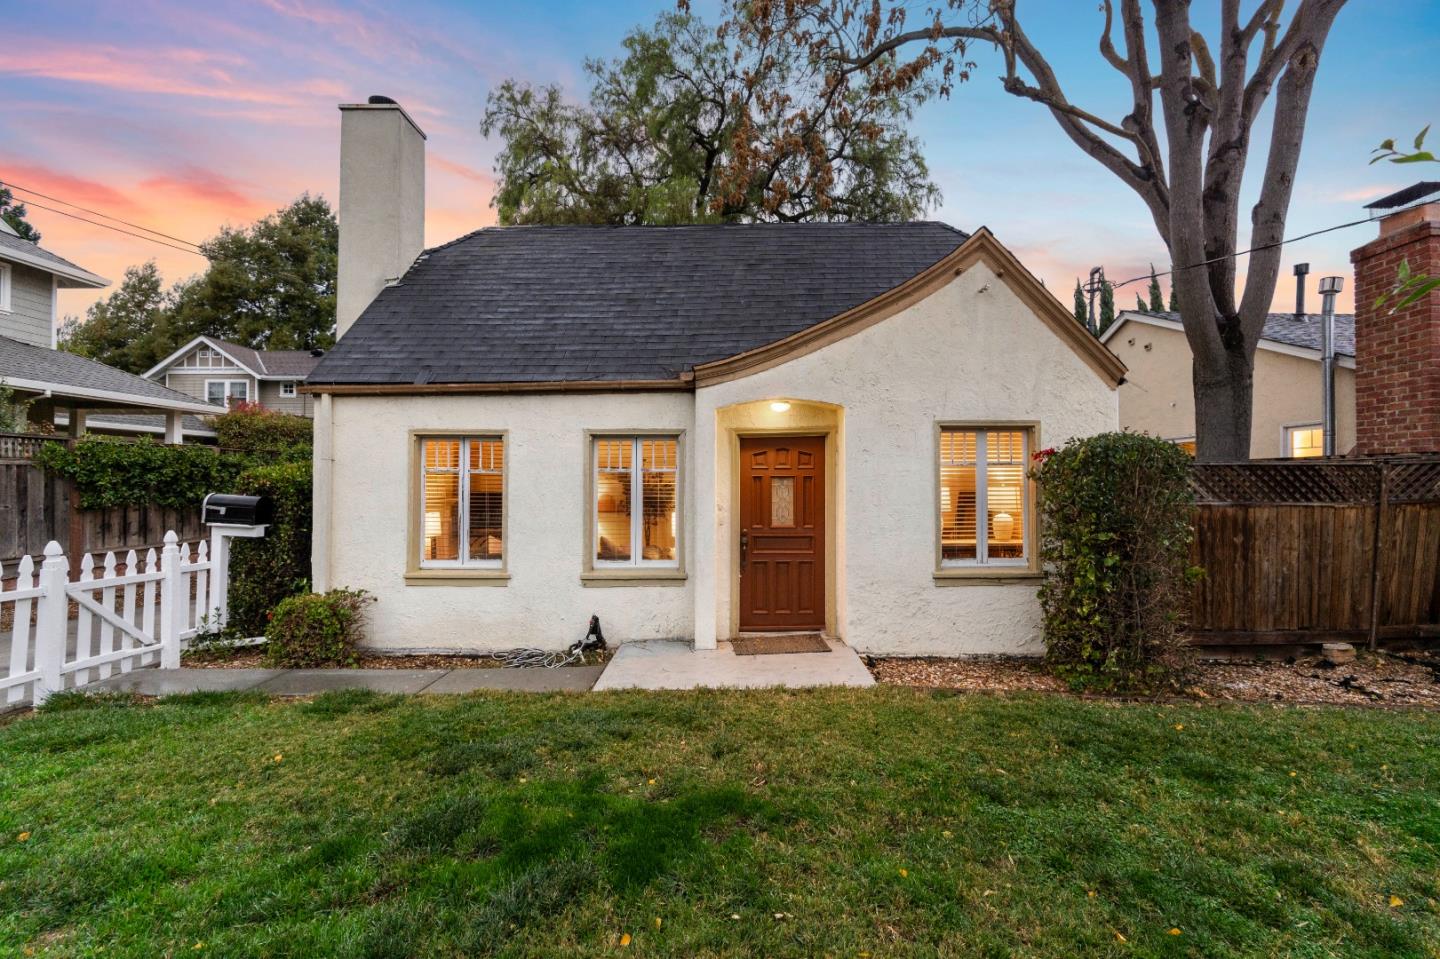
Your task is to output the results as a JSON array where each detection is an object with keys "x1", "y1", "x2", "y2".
[
  {"x1": 1, "y1": 533, "x2": 216, "y2": 710},
  {"x1": 1188, "y1": 457, "x2": 1440, "y2": 648},
  {"x1": 0, "y1": 434, "x2": 203, "y2": 567}
]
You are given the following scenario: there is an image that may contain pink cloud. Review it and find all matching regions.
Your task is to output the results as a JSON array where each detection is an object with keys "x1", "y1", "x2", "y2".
[
  {"x1": 430, "y1": 155, "x2": 495, "y2": 189},
  {"x1": 3, "y1": 41, "x2": 302, "y2": 105},
  {"x1": 138, "y1": 167, "x2": 262, "y2": 213},
  {"x1": 0, "y1": 160, "x2": 146, "y2": 216}
]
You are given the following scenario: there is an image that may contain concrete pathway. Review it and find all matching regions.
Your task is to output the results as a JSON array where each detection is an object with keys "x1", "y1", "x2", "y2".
[
  {"x1": 88, "y1": 665, "x2": 605, "y2": 697},
  {"x1": 591, "y1": 638, "x2": 875, "y2": 691}
]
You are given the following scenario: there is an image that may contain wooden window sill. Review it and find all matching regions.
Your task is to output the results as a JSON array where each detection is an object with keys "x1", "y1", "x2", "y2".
[
  {"x1": 405, "y1": 569, "x2": 510, "y2": 586},
  {"x1": 933, "y1": 568, "x2": 1043, "y2": 586},
  {"x1": 581, "y1": 570, "x2": 687, "y2": 587}
]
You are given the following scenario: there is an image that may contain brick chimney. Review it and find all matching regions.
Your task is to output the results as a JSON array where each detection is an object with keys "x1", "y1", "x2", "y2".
[
  {"x1": 336, "y1": 96, "x2": 426, "y2": 339},
  {"x1": 1350, "y1": 186, "x2": 1440, "y2": 454}
]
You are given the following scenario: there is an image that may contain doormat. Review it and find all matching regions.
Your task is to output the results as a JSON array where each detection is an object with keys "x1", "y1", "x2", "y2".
[{"x1": 731, "y1": 634, "x2": 831, "y2": 656}]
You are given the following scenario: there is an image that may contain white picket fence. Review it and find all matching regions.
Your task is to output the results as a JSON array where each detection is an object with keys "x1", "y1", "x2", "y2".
[{"x1": 1, "y1": 531, "x2": 217, "y2": 708}]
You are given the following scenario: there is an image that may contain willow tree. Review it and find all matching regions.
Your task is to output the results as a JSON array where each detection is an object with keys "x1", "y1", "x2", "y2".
[{"x1": 719, "y1": 0, "x2": 1348, "y2": 460}]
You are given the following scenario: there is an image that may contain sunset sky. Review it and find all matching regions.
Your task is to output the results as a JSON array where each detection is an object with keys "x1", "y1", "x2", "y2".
[{"x1": 5, "y1": 0, "x2": 1438, "y2": 324}]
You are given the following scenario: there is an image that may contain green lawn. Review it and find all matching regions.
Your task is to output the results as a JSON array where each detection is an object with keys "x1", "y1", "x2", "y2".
[{"x1": 2, "y1": 689, "x2": 1437, "y2": 958}]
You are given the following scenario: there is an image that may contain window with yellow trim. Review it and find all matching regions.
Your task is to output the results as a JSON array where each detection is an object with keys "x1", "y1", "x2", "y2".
[
  {"x1": 419, "y1": 437, "x2": 504, "y2": 567},
  {"x1": 594, "y1": 436, "x2": 679, "y2": 567},
  {"x1": 939, "y1": 427, "x2": 1029, "y2": 566}
]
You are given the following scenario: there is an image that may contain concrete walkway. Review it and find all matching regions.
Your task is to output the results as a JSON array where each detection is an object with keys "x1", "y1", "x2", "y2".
[
  {"x1": 591, "y1": 638, "x2": 875, "y2": 690},
  {"x1": 88, "y1": 665, "x2": 605, "y2": 697}
]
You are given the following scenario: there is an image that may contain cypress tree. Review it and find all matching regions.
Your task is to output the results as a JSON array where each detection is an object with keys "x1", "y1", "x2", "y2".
[
  {"x1": 1147, "y1": 264, "x2": 1165, "y2": 311},
  {"x1": 1073, "y1": 279, "x2": 1087, "y2": 326}
]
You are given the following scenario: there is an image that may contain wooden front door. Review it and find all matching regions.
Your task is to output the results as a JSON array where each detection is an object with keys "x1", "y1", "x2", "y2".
[{"x1": 738, "y1": 435, "x2": 826, "y2": 632}]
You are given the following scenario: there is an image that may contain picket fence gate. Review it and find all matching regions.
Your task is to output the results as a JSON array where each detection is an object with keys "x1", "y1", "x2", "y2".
[{"x1": 1, "y1": 531, "x2": 216, "y2": 708}]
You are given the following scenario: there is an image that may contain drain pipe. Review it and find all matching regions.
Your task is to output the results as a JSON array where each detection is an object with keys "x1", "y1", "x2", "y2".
[{"x1": 1318, "y1": 275, "x2": 1344, "y2": 457}]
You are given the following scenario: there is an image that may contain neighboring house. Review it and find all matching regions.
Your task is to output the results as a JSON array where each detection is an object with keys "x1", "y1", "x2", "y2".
[
  {"x1": 143, "y1": 336, "x2": 322, "y2": 417},
  {"x1": 0, "y1": 219, "x2": 220, "y2": 440},
  {"x1": 1101, "y1": 309, "x2": 1356, "y2": 459},
  {"x1": 306, "y1": 98, "x2": 1125, "y2": 658}
]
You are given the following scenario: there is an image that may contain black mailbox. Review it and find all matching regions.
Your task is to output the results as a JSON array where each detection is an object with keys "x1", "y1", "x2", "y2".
[{"x1": 202, "y1": 493, "x2": 274, "y2": 527}]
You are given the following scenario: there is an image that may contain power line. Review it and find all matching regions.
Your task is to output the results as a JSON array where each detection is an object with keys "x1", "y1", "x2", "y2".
[
  {"x1": 2, "y1": 180, "x2": 203, "y2": 250},
  {"x1": 14, "y1": 199, "x2": 206, "y2": 257},
  {"x1": 1109, "y1": 206, "x2": 1416, "y2": 292}
]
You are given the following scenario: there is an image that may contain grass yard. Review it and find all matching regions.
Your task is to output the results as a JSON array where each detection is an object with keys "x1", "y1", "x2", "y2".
[{"x1": 2, "y1": 689, "x2": 1437, "y2": 958}]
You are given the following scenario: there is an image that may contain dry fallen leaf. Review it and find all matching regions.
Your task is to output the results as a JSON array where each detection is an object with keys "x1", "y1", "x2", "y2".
[
  {"x1": 17, "y1": 832, "x2": 30, "y2": 842},
  {"x1": 1390, "y1": 895, "x2": 1404, "y2": 908},
  {"x1": 273, "y1": 754, "x2": 283, "y2": 763},
  {"x1": 1173, "y1": 724, "x2": 1184, "y2": 731},
  {"x1": 1114, "y1": 931, "x2": 1127, "y2": 943},
  {"x1": 1168, "y1": 928, "x2": 1182, "y2": 936},
  {"x1": 619, "y1": 933, "x2": 631, "y2": 947},
  {"x1": 654, "y1": 917, "x2": 662, "y2": 929},
  {"x1": 1087, "y1": 890, "x2": 1097, "y2": 898},
  {"x1": 899, "y1": 868, "x2": 909, "y2": 878}
]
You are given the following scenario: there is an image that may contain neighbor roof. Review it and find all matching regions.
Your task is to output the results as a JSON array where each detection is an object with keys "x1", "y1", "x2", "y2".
[
  {"x1": 1105, "y1": 310, "x2": 1355, "y2": 358},
  {"x1": 0, "y1": 336, "x2": 221, "y2": 414},
  {"x1": 143, "y1": 335, "x2": 324, "y2": 380},
  {"x1": 0, "y1": 231, "x2": 109, "y2": 289},
  {"x1": 309, "y1": 222, "x2": 970, "y2": 385}
]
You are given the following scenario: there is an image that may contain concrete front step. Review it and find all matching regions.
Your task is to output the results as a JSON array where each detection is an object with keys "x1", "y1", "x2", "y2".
[{"x1": 591, "y1": 638, "x2": 875, "y2": 691}]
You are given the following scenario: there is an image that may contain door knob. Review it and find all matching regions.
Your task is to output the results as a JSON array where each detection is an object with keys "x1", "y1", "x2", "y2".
[{"x1": 740, "y1": 531, "x2": 749, "y2": 568}]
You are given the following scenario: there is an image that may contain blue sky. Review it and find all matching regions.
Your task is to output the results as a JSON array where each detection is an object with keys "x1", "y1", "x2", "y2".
[{"x1": 3, "y1": 0, "x2": 1437, "y2": 318}]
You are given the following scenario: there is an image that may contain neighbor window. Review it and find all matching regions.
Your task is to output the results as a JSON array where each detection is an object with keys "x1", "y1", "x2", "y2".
[
  {"x1": 0, "y1": 263, "x2": 11, "y2": 313},
  {"x1": 593, "y1": 436, "x2": 679, "y2": 566},
  {"x1": 1286, "y1": 425, "x2": 1323, "y2": 459},
  {"x1": 1170, "y1": 437, "x2": 1197, "y2": 457},
  {"x1": 939, "y1": 427, "x2": 1029, "y2": 566},
  {"x1": 190, "y1": 347, "x2": 230, "y2": 369},
  {"x1": 419, "y1": 437, "x2": 504, "y2": 567},
  {"x1": 205, "y1": 379, "x2": 249, "y2": 408},
  {"x1": 279, "y1": 381, "x2": 297, "y2": 397}
]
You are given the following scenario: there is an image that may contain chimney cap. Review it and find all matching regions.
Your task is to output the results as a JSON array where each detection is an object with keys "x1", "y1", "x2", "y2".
[
  {"x1": 368, "y1": 95, "x2": 398, "y2": 105},
  {"x1": 1364, "y1": 181, "x2": 1440, "y2": 211},
  {"x1": 1293, "y1": 262, "x2": 1310, "y2": 275}
]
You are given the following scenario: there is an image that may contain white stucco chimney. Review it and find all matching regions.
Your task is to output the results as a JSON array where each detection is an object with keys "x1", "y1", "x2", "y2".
[{"x1": 336, "y1": 96, "x2": 426, "y2": 339}]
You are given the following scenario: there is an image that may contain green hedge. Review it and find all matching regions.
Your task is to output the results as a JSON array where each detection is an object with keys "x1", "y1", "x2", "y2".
[
  {"x1": 264, "y1": 589, "x2": 372, "y2": 668},
  {"x1": 227, "y1": 460, "x2": 313, "y2": 637},
  {"x1": 213, "y1": 402, "x2": 313, "y2": 453},
  {"x1": 1032, "y1": 432, "x2": 1198, "y2": 691},
  {"x1": 35, "y1": 436, "x2": 246, "y2": 510}
]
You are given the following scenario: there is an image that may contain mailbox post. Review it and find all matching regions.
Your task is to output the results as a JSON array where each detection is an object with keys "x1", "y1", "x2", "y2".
[{"x1": 202, "y1": 493, "x2": 273, "y2": 633}]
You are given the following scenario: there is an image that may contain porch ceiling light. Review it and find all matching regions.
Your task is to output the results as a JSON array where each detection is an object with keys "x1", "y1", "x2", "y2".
[{"x1": 769, "y1": 401, "x2": 792, "y2": 412}]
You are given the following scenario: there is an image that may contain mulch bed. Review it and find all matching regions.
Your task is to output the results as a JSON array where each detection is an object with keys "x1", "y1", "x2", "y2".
[
  {"x1": 182, "y1": 649, "x2": 612, "y2": 670},
  {"x1": 869, "y1": 650, "x2": 1440, "y2": 709}
]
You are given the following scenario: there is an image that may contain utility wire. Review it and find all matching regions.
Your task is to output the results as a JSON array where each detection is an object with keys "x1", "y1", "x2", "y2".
[
  {"x1": 1108, "y1": 205, "x2": 1421, "y2": 292},
  {"x1": 14, "y1": 199, "x2": 206, "y2": 257},
  {"x1": 2, "y1": 180, "x2": 203, "y2": 250}
]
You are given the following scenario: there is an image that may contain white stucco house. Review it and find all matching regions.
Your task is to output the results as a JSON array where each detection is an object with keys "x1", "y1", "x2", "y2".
[{"x1": 306, "y1": 97, "x2": 1126, "y2": 657}]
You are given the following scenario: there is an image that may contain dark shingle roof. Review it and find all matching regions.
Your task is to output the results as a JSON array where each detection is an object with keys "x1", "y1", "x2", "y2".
[
  {"x1": 310, "y1": 222, "x2": 968, "y2": 385},
  {"x1": 1133, "y1": 311, "x2": 1355, "y2": 357},
  {"x1": 203, "y1": 339, "x2": 321, "y2": 378},
  {"x1": 0, "y1": 337, "x2": 222, "y2": 411},
  {"x1": 0, "y1": 231, "x2": 108, "y2": 287}
]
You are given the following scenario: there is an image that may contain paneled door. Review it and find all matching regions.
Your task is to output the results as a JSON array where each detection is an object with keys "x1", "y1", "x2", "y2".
[{"x1": 738, "y1": 435, "x2": 826, "y2": 631}]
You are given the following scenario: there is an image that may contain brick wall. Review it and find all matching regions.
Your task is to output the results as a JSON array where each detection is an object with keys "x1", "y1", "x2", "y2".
[{"x1": 1350, "y1": 204, "x2": 1440, "y2": 454}]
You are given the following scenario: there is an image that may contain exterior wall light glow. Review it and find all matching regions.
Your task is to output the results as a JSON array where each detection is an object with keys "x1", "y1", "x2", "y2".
[{"x1": 769, "y1": 401, "x2": 792, "y2": 413}]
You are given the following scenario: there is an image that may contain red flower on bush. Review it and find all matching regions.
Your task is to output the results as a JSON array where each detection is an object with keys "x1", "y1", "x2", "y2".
[{"x1": 1032, "y1": 447, "x2": 1057, "y2": 463}]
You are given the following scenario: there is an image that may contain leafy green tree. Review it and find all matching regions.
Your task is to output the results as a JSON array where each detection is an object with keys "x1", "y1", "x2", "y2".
[
  {"x1": 1168, "y1": 282, "x2": 1179, "y2": 312},
  {"x1": 59, "y1": 262, "x2": 175, "y2": 373},
  {"x1": 1072, "y1": 279, "x2": 1086, "y2": 327},
  {"x1": 171, "y1": 195, "x2": 337, "y2": 351},
  {"x1": 1147, "y1": 264, "x2": 1165, "y2": 312},
  {"x1": 60, "y1": 196, "x2": 337, "y2": 371},
  {"x1": 1099, "y1": 281, "x2": 1116, "y2": 334},
  {"x1": 481, "y1": 11, "x2": 938, "y2": 224},
  {"x1": 0, "y1": 183, "x2": 41, "y2": 242},
  {"x1": 1135, "y1": 292, "x2": 1146, "y2": 312}
]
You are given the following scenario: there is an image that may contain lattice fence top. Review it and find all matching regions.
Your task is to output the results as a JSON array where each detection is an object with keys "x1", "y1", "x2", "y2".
[
  {"x1": 1387, "y1": 459, "x2": 1440, "y2": 503},
  {"x1": 1190, "y1": 456, "x2": 1440, "y2": 505},
  {"x1": 1190, "y1": 463, "x2": 1381, "y2": 504}
]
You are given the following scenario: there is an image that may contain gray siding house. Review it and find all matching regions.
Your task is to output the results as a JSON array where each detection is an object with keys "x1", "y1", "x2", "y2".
[
  {"x1": 143, "y1": 337, "x2": 321, "y2": 418},
  {"x1": 0, "y1": 220, "x2": 219, "y2": 440}
]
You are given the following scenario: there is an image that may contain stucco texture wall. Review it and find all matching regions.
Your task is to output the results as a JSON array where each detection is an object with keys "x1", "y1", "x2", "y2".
[
  {"x1": 695, "y1": 259, "x2": 1119, "y2": 657},
  {"x1": 1110, "y1": 321, "x2": 1356, "y2": 457},
  {"x1": 322, "y1": 392, "x2": 695, "y2": 651}
]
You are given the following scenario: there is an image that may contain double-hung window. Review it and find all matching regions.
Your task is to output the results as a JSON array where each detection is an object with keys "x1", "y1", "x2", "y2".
[
  {"x1": 0, "y1": 263, "x2": 12, "y2": 313},
  {"x1": 279, "y1": 381, "x2": 298, "y2": 397},
  {"x1": 419, "y1": 436, "x2": 505, "y2": 568},
  {"x1": 1285, "y1": 424, "x2": 1323, "y2": 458},
  {"x1": 938, "y1": 426, "x2": 1030, "y2": 567},
  {"x1": 592, "y1": 436, "x2": 679, "y2": 567},
  {"x1": 206, "y1": 379, "x2": 249, "y2": 408}
]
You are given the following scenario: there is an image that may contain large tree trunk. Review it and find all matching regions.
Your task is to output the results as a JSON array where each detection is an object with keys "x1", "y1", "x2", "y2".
[{"x1": 1192, "y1": 345, "x2": 1254, "y2": 462}]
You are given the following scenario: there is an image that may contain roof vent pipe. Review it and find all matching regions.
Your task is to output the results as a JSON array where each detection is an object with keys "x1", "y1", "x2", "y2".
[{"x1": 1293, "y1": 262, "x2": 1310, "y2": 322}]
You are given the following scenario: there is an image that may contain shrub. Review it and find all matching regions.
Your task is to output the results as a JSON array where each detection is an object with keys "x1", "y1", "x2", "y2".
[
  {"x1": 212, "y1": 402, "x2": 313, "y2": 455},
  {"x1": 1032, "y1": 431, "x2": 1197, "y2": 691},
  {"x1": 35, "y1": 436, "x2": 245, "y2": 510},
  {"x1": 228, "y1": 460, "x2": 312, "y2": 636},
  {"x1": 264, "y1": 588, "x2": 373, "y2": 668}
]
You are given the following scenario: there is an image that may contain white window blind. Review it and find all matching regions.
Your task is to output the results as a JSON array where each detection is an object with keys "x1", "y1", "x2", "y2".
[
  {"x1": 420, "y1": 437, "x2": 504, "y2": 567},
  {"x1": 939, "y1": 428, "x2": 1028, "y2": 566},
  {"x1": 594, "y1": 436, "x2": 678, "y2": 566}
]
